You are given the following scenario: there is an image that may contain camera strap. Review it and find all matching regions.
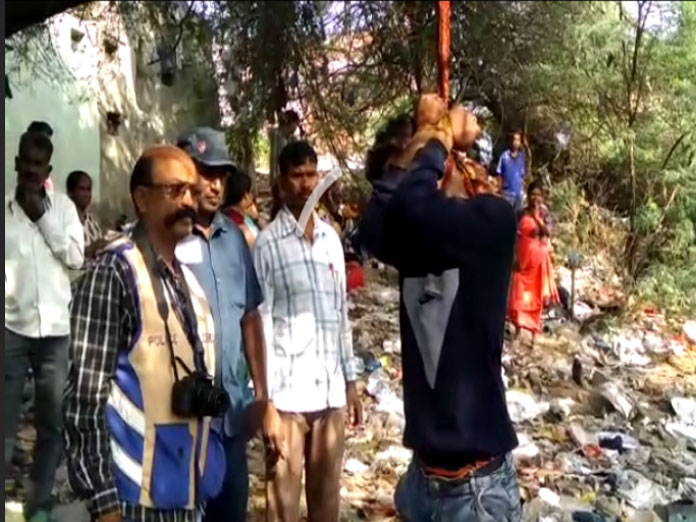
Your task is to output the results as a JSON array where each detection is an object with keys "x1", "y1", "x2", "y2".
[
  {"x1": 161, "y1": 269, "x2": 207, "y2": 374},
  {"x1": 131, "y1": 223, "x2": 205, "y2": 380}
]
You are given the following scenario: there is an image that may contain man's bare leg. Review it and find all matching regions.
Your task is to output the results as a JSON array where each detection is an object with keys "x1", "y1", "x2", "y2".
[
  {"x1": 266, "y1": 412, "x2": 308, "y2": 522},
  {"x1": 304, "y1": 409, "x2": 346, "y2": 522}
]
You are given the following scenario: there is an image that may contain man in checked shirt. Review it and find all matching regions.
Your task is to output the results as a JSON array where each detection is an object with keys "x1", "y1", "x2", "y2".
[{"x1": 253, "y1": 141, "x2": 363, "y2": 522}]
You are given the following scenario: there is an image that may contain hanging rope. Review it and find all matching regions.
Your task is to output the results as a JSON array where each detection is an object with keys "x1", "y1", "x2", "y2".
[
  {"x1": 435, "y1": 1, "x2": 493, "y2": 197},
  {"x1": 436, "y1": 1, "x2": 451, "y2": 102}
]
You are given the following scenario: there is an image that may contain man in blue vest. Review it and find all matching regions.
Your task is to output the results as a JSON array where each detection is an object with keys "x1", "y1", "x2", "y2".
[
  {"x1": 65, "y1": 146, "x2": 228, "y2": 522},
  {"x1": 176, "y1": 127, "x2": 283, "y2": 522}
]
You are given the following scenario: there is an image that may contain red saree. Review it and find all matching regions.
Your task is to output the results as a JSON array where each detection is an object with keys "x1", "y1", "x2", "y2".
[{"x1": 508, "y1": 213, "x2": 559, "y2": 334}]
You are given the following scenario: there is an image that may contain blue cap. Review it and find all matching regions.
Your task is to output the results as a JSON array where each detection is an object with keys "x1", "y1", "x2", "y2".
[{"x1": 176, "y1": 127, "x2": 235, "y2": 168}]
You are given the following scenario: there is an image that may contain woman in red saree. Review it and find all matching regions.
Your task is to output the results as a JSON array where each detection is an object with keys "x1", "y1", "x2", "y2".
[{"x1": 508, "y1": 182, "x2": 559, "y2": 347}]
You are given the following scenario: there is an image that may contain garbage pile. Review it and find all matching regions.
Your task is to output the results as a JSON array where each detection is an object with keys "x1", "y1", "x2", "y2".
[
  {"x1": 497, "y1": 303, "x2": 694, "y2": 522},
  {"x1": 329, "y1": 266, "x2": 696, "y2": 521}
]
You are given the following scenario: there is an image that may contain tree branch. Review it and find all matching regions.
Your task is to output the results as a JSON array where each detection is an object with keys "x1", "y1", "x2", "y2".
[
  {"x1": 627, "y1": 0, "x2": 651, "y2": 126},
  {"x1": 147, "y1": 0, "x2": 196, "y2": 65},
  {"x1": 660, "y1": 132, "x2": 688, "y2": 171}
]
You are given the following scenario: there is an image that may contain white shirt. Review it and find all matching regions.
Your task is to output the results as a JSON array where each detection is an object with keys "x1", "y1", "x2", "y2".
[
  {"x1": 253, "y1": 207, "x2": 357, "y2": 413},
  {"x1": 5, "y1": 191, "x2": 85, "y2": 337}
]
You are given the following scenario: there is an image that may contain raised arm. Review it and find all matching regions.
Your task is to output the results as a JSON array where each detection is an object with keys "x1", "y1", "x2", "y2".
[
  {"x1": 38, "y1": 194, "x2": 84, "y2": 269},
  {"x1": 388, "y1": 140, "x2": 517, "y2": 273}
]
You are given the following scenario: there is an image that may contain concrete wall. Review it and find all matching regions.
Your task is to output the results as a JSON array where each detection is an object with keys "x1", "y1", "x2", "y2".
[
  {"x1": 5, "y1": 4, "x2": 220, "y2": 226},
  {"x1": 4, "y1": 20, "x2": 101, "y2": 199}
]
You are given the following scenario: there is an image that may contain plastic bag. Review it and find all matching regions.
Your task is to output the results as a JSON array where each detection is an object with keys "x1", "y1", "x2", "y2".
[
  {"x1": 506, "y1": 390, "x2": 551, "y2": 423},
  {"x1": 616, "y1": 470, "x2": 671, "y2": 510},
  {"x1": 599, "y1": 381, "x2": 635, "y2": 419}
]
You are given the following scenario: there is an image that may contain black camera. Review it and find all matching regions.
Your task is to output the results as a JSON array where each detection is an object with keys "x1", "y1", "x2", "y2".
[{"x1": 171, "y1": 372, "x2": 230, "y2": 418}]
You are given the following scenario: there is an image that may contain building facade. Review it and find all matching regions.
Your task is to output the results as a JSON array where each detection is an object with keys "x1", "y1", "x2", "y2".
[{"x1": 5, "y1": 3, "x2": 220, "y2": 227}]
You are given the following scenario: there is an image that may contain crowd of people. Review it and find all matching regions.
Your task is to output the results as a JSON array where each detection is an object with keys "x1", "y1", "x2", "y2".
[{"x1": 5, "y1": 95, "x2": 560, "y2": 522}]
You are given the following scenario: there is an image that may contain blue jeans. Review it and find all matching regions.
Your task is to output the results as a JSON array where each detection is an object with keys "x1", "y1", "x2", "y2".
[
  {"x1": 503, "y1": 191, "x2": 524, "y2": 215},
  {"x1": 203, "y1": 435, "x2": 248, "y2": 522},
  {"x1": 4, "y1": 329, "x2": 69, "y2": 515},
  {"x1": 395, "y1": 453, "x2": 522, "y2": 522}
]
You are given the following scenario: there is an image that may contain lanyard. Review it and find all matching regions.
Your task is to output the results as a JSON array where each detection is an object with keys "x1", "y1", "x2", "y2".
[
  {"x1": 161, "y1": 270, "x2": 206, "y2": 373},
  {"x1": 132, "y1": 223, "x2": 207, "y2": 378}
]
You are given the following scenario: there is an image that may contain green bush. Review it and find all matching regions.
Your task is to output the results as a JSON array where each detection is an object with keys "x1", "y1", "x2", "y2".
[{"x1": 635, "y1": 254, "x2": 696, "y2": 317}]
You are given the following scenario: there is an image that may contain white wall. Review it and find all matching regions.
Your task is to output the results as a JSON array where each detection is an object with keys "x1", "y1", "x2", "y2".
[
  {"x1": 5, "y1": 6, "x2": 220, "y2": 225},
  {"x1": 4, "y1": 14, "x2": 101, "y2": 198}
]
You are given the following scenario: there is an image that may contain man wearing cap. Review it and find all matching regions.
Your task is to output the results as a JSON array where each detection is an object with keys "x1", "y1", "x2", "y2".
[{"x1": 175, "y1": 127, "x2": 283, "y2": 522}]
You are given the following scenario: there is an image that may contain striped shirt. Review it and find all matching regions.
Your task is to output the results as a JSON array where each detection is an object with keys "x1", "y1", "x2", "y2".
[{"x1": 253, "y1": 207, "x2": 357, "y2": 413}]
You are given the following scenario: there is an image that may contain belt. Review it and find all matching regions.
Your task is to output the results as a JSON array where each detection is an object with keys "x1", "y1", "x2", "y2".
[{"x1": 422, "y1": 455, "x2": 505, "y2": 480}]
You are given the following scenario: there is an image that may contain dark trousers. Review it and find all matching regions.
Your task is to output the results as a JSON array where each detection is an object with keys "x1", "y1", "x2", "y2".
[{"x1": 4, "y1": 329, "x2": 69, "y2": 514}]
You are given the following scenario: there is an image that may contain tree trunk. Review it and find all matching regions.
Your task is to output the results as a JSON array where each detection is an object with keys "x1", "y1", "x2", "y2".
[
  {"x1": 523, "y1": 106, "x2": 533, "y2": 183},
  {"x1": 625, "y1": 132, "x2": 639, "y2": 277},
  {"x1": 407, "y1": 4, "x2": 424, "y2": 95},
  {"x1": 629, "y1": 133, "x2": 637, "y2": 231},
  {"x1": 242, "y1": 131, "x2": 257, "y2": 196}
]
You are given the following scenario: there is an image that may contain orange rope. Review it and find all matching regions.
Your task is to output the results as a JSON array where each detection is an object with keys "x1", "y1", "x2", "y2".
[
  {"x1": 437, "y1": 1, "x2": 451, "y2": 102},
  {"x1": 436, "y1": 1, "x2": 493, "y2": 198}
]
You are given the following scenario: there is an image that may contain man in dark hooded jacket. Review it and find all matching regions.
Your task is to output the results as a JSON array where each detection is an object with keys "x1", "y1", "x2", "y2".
[{"x1": 359, "y1": 94, "x2": 521, "y2": 522}]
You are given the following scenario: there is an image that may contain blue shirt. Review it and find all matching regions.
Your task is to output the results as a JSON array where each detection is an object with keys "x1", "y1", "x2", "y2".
[
  {"x1": 496, "y1": 149, "x2": 526, "y2": 196},
  {"x1": 176, "y1": 212, "x2": 262, "y2": 435}
]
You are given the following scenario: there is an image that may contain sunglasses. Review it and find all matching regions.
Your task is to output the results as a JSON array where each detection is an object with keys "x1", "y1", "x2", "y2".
[{"x1": 144, "y1": 182, "x2": 200, "y2": 199}]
